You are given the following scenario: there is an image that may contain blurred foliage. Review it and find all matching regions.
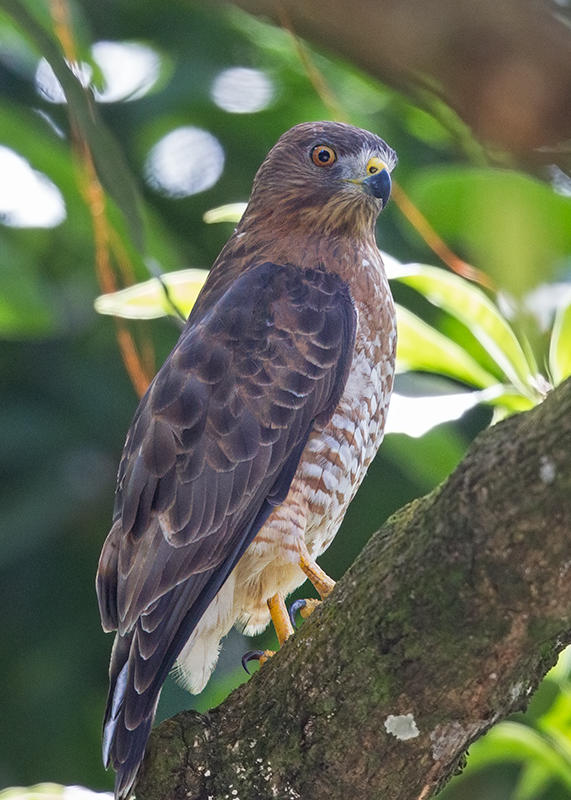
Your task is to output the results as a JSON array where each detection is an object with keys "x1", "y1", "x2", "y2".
[
  {"x1": 0, "y1": 785, "x2": 110, "y2": 800},
  {"x1": 0, "y1": 0, "x2": 569, "y2": 797}
]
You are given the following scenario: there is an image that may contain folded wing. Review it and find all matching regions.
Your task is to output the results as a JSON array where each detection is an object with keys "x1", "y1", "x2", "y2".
[{"x1": 96, "y1": 261, "x2": 356, "y2": 798}]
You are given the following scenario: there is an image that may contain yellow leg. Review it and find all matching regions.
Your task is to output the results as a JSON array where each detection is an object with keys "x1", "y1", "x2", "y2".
[
  {"x1": 242, "y1": 594, "x2": 294, "y2": 674},
  {"x1": 288, "y1": 542, "x2": 337, "y2": 626},
  {"x1": 298, "y1": 540, "x2": 336, "y2": 598},
  {"x1": 267, "y1": 592, "x2": 294, "y2": 646},
  {"x1": 243, "y1": 551, "x2": 336, "y2": 673}
]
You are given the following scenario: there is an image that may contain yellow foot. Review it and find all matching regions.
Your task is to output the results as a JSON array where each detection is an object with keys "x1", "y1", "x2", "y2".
[
  {"x1": 298, "y1": 597, "x2": 322, "y2": 618},
  {"x1": 289, "y1": 597, "x2": 322, "y2": 627}
]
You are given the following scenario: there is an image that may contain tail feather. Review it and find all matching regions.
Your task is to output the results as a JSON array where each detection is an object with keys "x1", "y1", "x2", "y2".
[
  {"x1": 102, "y1": 630, "x2": 161, "y2": 800},
  {"x1": 100, "y1": 576, "x2": 219, "y2": 798},
  {"x1": 99, "y1": 512, "x2": 272, "y2": 797}
]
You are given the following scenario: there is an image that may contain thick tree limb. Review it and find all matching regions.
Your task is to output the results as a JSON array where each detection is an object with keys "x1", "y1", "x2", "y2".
[
  {"x1": 221, "y1": 0, "x2": 571, "y2": 162},
  {"x1": 136, "y1": 378, "x2": 571, "y2": 800}
]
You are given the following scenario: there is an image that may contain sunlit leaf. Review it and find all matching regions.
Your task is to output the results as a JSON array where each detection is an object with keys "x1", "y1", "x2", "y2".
[
  {"x1": 549, "y1": 299, "x2": 571, "y2": 385},
  {"x1": 543, "y1": 646, "x2": 571, "y2": 688},
  {"x1": 203, "y1": 202, "x2": 246, "y2": 224},
  {"x1": 93, "y1": 269, "x2": 537, "y2": 421},
  {"x1": 490, "y1": 392, "x2": 535, "y2": 413},
  {"x1": 94, "y1": 268, "x2": 208, "y2": 320},
  {"x1": 386, "y1": 385, "x2": 532, "y2": 438},
  {"x1": 386, "y1": 389, "x2": 487, "y2": 438},
  {"x1": 396, "y1": 305, "x2": 498, "y2": 389},
  {"x1": 395, "y1": 262, "x2": 535, "y2": 396},
  {"x1": 0, "y1": 785, "x2": 111, "y2": 800}
]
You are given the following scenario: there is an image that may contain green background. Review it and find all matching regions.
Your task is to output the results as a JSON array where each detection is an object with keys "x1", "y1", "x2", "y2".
[{"x1": 0, "y1": 1, "x2": 569, "y2": 797}]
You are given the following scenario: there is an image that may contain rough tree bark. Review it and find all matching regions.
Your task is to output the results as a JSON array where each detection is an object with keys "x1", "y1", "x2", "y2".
[
  {"x1": 136, "y1": 377, "x2": 571, "y2": 800},
  {"x1": 220, "y1": 0, "x2": 571, "y2": 163}
]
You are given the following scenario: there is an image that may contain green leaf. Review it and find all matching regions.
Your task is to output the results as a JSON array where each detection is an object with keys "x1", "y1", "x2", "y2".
[
  {"x1": 549, "y1": 299, "x2": 571, "y2": 386},
  {"x1": 0, "y1": 258, "x2": 56, "y2": 337},
  {"x1": 0, "y1": 0, "x2": 53, "y2": 35},
  {"x1": 543, "y1": 646, "x2": 571, "y2": 689},
  {"x1": 94, "y1": 268, "x2": 208, "y2": 320},
  {"x1": 468, "y1": 721, "x2": 571, "y2": 791},
  {"x1": 513, "y1": 761, "x2": 553, "y2": 800},
  {"x1": 382, "y1": 422, "x2": 468, "y2": 493},
  {"x1": 396, "y1": 304, "x2": 498, "y2": 389},
  {"x1": 403, "y1": 167, "x2": 571, "y2": 298},
  {"x1": 487, "y1": 391, "x2": 535, "y2": 414},
  {"x1": 395, "y1": 262, "x2": 535, "y2": 396}
]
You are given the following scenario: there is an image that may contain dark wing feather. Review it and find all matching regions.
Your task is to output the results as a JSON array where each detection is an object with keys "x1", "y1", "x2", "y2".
[{"x1": 96, "y1": 262, "x2": 356, "y2": 799}]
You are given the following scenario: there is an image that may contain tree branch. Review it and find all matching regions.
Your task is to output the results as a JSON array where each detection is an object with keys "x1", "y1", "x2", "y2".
[
  {"x1": 221, "y1": 0, "x2": 571, "y2": 161},
  {"x1": 136, "y1": 378, "x2": 571, "y2": 800}
]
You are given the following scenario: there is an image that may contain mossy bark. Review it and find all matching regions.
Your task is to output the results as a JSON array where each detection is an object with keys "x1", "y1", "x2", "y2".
[{"x1": 136, "y1": 378, "x2": 571, "y2": 800}]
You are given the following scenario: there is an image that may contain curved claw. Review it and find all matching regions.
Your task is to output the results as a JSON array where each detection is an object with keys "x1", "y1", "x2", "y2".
[
  {"x1": 241, "y1": 649, "x2": 275, "y2": 674},
  {"x1": 289, "y1": 598, "x2": 307, "y2": 629},
  {"x1": 241, "y1": 649, "x2": 265, "y2": 675},
  {"x1": 289, "y1": 597, "x2": 322, "y2": 627}
]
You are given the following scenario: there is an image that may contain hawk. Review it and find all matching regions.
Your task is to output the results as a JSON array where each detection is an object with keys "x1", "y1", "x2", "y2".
[{"x1": 97, "y1": 121, "x2": 397, "y2": 798}]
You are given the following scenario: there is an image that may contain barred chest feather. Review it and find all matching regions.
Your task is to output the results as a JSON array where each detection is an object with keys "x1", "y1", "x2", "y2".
[
  {"x1": 234, "y1": 248, "x2": 396, "y2": 629},
  {"x1": 296, "y1": 269, "x2": 396, "y2": 556},
  {"x1": 303, "y1": 308, "x2": 395, "y2": 555}
]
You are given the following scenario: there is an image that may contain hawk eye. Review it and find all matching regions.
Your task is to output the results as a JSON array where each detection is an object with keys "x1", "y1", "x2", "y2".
[{"x1": 311, "y1": 145, "x2": 337, "y2": 167}]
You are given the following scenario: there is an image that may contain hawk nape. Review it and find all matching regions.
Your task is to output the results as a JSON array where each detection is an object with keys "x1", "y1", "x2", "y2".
[{"x1": 97, "y1": 121, "x2": 397, "y2": 799}]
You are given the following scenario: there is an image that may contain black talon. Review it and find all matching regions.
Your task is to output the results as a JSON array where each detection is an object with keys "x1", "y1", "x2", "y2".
[
  {"x1": 241, "y1": 649, "x2": 265, "y2": 675},
  {"x1": 289, "y1": 598, "x2": 307, "y2": 628}
]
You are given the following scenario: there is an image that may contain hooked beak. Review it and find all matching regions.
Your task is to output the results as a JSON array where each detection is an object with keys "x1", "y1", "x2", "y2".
[
  {"x1": 344, "y1": 165, "x2": 392, "y2": 208},
  {"x1": 361, "y1": 168, "x2": 392, "y2": 208}
]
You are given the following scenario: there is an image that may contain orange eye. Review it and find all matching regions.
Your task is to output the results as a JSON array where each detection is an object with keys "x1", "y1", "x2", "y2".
[{"x1": 311, "y1": 145, "x2": 337, "y2": 167}]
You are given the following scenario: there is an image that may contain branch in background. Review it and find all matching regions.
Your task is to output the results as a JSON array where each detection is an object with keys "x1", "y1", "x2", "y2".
[
  {"x1": 135, "y1": 378, "x2": 571, "y2": 799},
  {"x1": 226, "y1": 0, "x2": 571, "y2": 160},
  {"x1": 48, "y1": 0, "x2": 154, "y2": 396}
]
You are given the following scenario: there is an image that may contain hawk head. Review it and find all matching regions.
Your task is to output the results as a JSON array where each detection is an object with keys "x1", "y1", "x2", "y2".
[{"x1": 244, "y1": 121, "x2": 397, "y2": 237}]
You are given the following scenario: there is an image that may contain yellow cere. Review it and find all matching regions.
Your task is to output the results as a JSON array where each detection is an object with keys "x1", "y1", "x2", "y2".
[{"x1": 366, "y1": 157, "x2": 387, "y2": 175}]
